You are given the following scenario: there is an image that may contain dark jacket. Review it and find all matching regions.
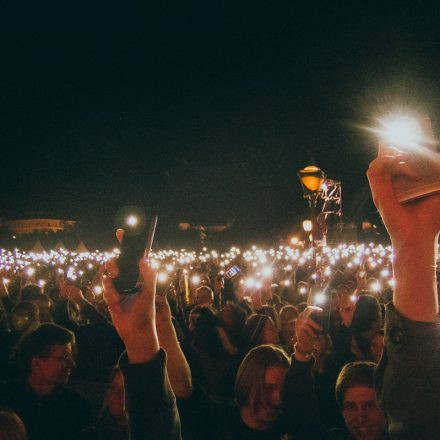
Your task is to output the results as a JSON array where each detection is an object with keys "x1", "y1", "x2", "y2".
[
  {"x1": 119, "y1": 349, "x2": 182, "y2": 440},
  {"x1": 0, "y1": 379, "x2": 93, "y2": 440}
]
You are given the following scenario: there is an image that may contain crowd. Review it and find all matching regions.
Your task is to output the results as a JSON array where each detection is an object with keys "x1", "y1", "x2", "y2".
[{"x1": 0, "y1": 147, "x2": 439, "y2": 439}]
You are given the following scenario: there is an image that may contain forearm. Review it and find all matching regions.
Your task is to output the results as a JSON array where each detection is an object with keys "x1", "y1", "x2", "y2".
[
  {"x1": 125, "y1": 323, "x2": 160, "y2": 364},
  {"x1": 392, "y1": 236, "x2": 438, "y2": 321},
  {"x1": 158, "y1": 319, "x2": 193, "y2": 398},
  {"x1": 120, "y1": 349, "x2": 182, "y2": 440}
]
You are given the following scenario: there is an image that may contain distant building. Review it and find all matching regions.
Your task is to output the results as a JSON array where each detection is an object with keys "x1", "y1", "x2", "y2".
[{"x1": 0, "y1": 218, "x2": 76, "y2": 236}]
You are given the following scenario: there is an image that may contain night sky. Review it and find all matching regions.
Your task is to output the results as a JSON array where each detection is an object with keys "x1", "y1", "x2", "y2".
[{"x1": 2, "y1": 2, "x2": 440, "y2": 247}]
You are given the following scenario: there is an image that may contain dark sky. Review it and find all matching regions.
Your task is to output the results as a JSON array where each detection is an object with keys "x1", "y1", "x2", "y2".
[{"x1": 2, "y1": 1, "x2": 440, "y2": 246}]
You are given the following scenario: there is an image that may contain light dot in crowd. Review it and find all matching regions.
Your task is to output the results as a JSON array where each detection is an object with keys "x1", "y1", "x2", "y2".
[
  {"x1": 2, "y1": 278, "x2": 10, "y2": 285},
  {"x1": 380, "y1": 268, "x2": 390, "y2": 277},
  {"x1": 26, "y1": 267, "x2": 35, "y2": 277},
  {"x1": 299, "y1": 286, "x2": 307, "y2": 294},
  {"x1": 283, "y1": 279, "x2": 291, "y2": 286},
  {"x1": 93, "y1": 286, "x2": 103, "y2": 295},
  {"x1": 113, "y1": 248, "x2": 120, "y2": 255},
  {"x1": 245, "y1": 278, "x2": 256, "y2": 288},
  {"x1": 191, "y1": 275, "x2": 200, "y2": 285},
  {"x1": 165, "y1": 264, "x2": 174, "y2": 272},
  {"x1": 290, "y1": 237, "x2": 299, "y2": 245},
  {"x1": 324, "y1": 266, "x2": 331, "y2": 276},
  {"x1": 126, "y1": 215, "x2": 139, "y2": 227},
  {"x1": 350, "y1": 294, "x2": 358, "y2": 302},
  {"x1": 38, "y1": 279, "x2": 46, "y2": 287},
  {"x1": 158, "y1": 272, "x2": 168, "y2": 283},
  {"x1": 262, "y1": 266, "x2": 272, "y2": 277},
  {"x1": 388, "y1": 279, "x2": 395, "y2": 287},
  {"x1": 285, "y1": 264, "x2": 293, "y2": 271},
  {"x1": 255, "y1": 280, "x2": 263, "y2": 289},
  {"x1": 370, "y1": 281, "x2": 381, "y2": 292},
  {"x1": 314, "y1": 292, "x2": 326, "y2": 305}
]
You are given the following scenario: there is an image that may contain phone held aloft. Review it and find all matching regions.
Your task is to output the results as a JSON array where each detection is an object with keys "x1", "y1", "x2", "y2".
[
  {"x1": 392, "y1": 147, "x2": 440, "y2": 203},
  {"x1": 113, "y1": 231, "x2": 147, "y2": 294}
]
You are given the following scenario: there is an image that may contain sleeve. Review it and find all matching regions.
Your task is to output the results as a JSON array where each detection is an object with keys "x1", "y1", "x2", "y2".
[
  {"x1": 282, "y1": 357, "x2": 329, "y2": 439},
  {"x1": 119, "y1": 349, "x2": 182, "y2": 440},
  {"x1": 375, "y1": 303, "x2": 440, "y2": 439},
  {"x1": 332, "y1": 324, "x2": 354, "y2": 369}
]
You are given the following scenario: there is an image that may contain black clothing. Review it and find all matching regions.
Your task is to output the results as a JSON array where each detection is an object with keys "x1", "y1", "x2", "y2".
[
  {"x1": 0, "y1": 379, "x2": 93, "y2": 440},
  {"x1": 178, "y1": 383, "x2": 288, "y2": 439},
  {"x1": 119, "y1": 349, "x2": 182, "y2": 440}
]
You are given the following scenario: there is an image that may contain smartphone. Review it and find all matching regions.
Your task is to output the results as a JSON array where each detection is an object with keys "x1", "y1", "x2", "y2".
[
  {"x1": 310, "y1": 303, "x2": 332, "y2": 334},
  {"x1": 113, "y1": 215, "x2": 157, "y2": 294},
  {"x1": 224, "y1": 265, "x2": 240, "y2": 279},
  {"x1": 380, "y1": 115, "x2": 440, "y2": 203}
]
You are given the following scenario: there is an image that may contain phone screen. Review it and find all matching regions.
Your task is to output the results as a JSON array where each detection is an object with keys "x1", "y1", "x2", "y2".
[{"x1": 225, "y1": 265, "x2": 240, "y2": 279}]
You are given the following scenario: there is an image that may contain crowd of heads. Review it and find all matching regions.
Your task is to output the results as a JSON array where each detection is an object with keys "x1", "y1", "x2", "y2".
[{"x1": 0, "y1": 239, "x2": 420, "y2": 438}]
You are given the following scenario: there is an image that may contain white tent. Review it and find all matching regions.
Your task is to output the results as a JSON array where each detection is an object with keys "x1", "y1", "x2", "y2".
[
  {"x1": 76, "y1": 241, "x2": 89, "y2": 253},
  {"x1": 31, "y1": 240, "x2": 45, "y2": 253}
]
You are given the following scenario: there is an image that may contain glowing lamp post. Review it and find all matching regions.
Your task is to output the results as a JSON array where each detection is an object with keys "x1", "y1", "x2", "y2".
[{"x1": 298, "y1": 165, "x2": 325, "y2": 244}]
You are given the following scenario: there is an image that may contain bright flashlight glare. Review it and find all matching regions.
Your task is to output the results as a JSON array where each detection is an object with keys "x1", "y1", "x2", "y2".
[
  {"x1": 370, "y1": 281, "x2": 381, "y2": 292},
  {"x1": 380, "y1": 269, "x2": 390, "y2": 278},
  {"x1": 191, "y1": 275, "x2": 201, "y2": 285},
  {"x1": 245, "y1": 278, "x2": 256, "y2": 288},
  {"x1": 2, "y1": 278, "x2": 10, "y2": 285},
  {"x1": 158, "y1": 273, "x2": 168, "y2": 283},
  {"x1": 299, "y1": 286, "x2": 307, "y2": 294},
  {"x1": 290, "y1": 237, "x2": 299, "y2": 245},
  {"x1": 38, "y1": 280, "x2": 46, "y2": 288},
  {"x1": 377, "y1": 115, "x2": 424, "y2": 150},
  {"x1": 314, "y1": 292, "x2": 326, "y2": 305},
  {"x1": 93, "y1": 286, "x2": 103, "y2": 295},
  {"x1": 126, "y1": 215, "x2": 139, "y2": 227},
  {"x1": 350, "y1": 294, "x2": 358, "y2": 303},
  {"x1": 262, "y1": 266, "x2": 272, "y2": 277},
  {"x1": 26, "y1": 267, "x2": 35, "y2": 277},
  {"x1": 302, "y1": 220, "x2": 313, "y2": 232}
]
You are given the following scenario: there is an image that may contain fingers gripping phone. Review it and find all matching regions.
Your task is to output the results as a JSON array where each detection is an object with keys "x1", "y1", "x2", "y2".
[
  {"x1": 113, "y1": 215, "x2": 158, "y2": 294},
  {"x1": 224, "y1": 265, "x2": 241, "y2": 279}
]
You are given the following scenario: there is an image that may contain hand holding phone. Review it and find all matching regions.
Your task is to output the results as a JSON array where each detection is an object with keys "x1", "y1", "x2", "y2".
[
  {"x1": 113, "y1": 215, "x2": 157, "y2": 294},
  {"x1": 378, "y1": 114, "x2": 440, "y2": 203}
]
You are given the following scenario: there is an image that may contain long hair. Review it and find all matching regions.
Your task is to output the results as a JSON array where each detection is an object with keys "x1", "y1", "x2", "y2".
[{"x1": 235, "y1": 344, "x2": 290, "y2": 412}]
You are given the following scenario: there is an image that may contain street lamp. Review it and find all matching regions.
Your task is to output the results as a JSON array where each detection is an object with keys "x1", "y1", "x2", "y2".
[{"x1": 298, "y1": 165, "x2": 325, "y2": 243}]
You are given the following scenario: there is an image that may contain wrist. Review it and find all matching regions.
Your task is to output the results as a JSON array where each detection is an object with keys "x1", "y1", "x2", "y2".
[{"x1": 293, "y1": 342, "x2": 314, "y2": 362}]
